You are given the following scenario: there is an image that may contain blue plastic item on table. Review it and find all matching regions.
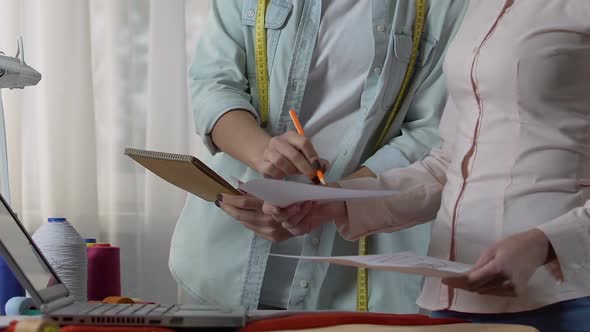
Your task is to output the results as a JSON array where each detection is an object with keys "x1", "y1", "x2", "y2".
[{"x1": 0, "y1": 257, "x2": 24, "y2": 315}]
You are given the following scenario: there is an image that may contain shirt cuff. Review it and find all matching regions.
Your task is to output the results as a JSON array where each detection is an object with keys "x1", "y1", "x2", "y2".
[
  {"x1": 537, "y1": 212, "x2": 590, "y2": 284},
  {"x1": 196, "y1": 93, "x2": 259, "y2": 155},
  {"x1": 362, "y1": 146, "x2": 411, "y2": 175},
  {"x1": 335, "y1": 177, "x2": 390, "y2": 240}
]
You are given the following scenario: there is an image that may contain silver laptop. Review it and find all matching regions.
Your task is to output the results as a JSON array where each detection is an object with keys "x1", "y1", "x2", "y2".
[{"x1": 0, "y1": 193, "x2": 246, "y2": 329}]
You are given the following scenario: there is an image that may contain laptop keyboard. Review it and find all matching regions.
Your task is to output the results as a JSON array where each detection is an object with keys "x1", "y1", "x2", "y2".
[
  {"x1": 58, "y1": 303, "x2": 180, "y2": 317},
  {"x1": 49, "y1": 302, "x2": 247, "y2": 328}
]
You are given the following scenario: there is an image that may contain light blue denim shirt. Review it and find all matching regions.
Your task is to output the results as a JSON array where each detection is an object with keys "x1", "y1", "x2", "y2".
[{"x1": 171, "y1": 0, "x2": 466, "y2": 313}]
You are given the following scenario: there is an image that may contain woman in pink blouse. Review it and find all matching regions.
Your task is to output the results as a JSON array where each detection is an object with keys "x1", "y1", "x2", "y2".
[{"x1": 220, "y1": 1, "x2": 590, "y2": 331}]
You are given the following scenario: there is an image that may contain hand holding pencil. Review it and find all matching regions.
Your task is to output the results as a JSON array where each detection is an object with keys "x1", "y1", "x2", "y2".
[
  {"x1": 288, "y1": 109, "x2": 326, "y2": 185},
  {"x1": 254, "y1": 110, "x2": 328, "y2": 184},
  {"x1": 214, "y1": 109, "x2": 329, "y2": 242}
]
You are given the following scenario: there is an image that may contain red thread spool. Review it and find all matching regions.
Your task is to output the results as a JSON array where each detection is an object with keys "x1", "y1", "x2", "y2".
[{"x1": 87, "y1": 244, "x2": 121, "y2": 301}]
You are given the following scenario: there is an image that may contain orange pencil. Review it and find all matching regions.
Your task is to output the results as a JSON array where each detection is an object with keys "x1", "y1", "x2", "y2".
[{"x1": 288, "y1": 109, "x2": 326, "y2": 185}]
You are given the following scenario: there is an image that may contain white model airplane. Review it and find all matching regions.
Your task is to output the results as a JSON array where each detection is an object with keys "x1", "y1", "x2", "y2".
[
  {"x1": 0, "y1": 37, "x2": 41, "y2": 89},
  {"x1": 0, "y1": 37, "x2": 41, "y2": 203}
]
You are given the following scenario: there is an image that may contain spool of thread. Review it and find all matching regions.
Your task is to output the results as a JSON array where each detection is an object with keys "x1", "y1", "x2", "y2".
[
  {"x1": 84, "y1": 238, "x2": 97, "y2": 247},
  {"x1": 0, "y1": 257, "x2": 25, "y2": 315},
  {"x1": 87, "y1": 244, "x2": 121, "y2": 301},
  {"x1": 4, "y1": 296, "x2": 35, "y2": 315},
  {"x1": 32, "y1": 218, "x2": 87, "y2": 302}
]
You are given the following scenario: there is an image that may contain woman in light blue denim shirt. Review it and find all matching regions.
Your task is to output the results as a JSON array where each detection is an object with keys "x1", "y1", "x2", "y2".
[{"x1": 171, "y1": 0, "x2": 466, "y2": 312}]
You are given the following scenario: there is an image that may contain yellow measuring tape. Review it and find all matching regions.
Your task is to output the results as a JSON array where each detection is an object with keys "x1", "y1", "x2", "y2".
[
  {"x1": 357, "y1": 0, "x2": 427, "y2": 312},
  {"x1": 255, "y1": 0, "x2": 270, "y2": 127},
  {"x1": 254, "y1": 0, "x2": 427, "y2": 312}
]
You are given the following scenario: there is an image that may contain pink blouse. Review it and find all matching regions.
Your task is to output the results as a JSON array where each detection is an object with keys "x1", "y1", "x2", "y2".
[{"x1": 337, "y1": 0, "x2": 590, "y2": 313}]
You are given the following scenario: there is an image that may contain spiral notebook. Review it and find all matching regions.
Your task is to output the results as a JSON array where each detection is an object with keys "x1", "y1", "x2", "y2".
[{"x1": 124, "y1": 148, "x2": 239, "y2": 202}]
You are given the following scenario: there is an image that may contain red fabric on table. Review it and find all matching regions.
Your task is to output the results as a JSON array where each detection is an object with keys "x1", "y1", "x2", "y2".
[{"x1": 241, "y1": 313, "x2": 467, "y2": 332}]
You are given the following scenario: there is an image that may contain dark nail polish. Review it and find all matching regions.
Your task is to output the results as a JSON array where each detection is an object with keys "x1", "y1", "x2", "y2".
[
  {"x1": 215, "y1": 200, "x2": 221, "y2": 208},
  {"x1": 216, "y1": 194, "x2": 223, "y2": 202},
  {"x1": 312, "y1": 176, "x2": 321, "y2": 185},
  {"x1": 313, "y1": 160, "x2": 322, "y2": 171}
]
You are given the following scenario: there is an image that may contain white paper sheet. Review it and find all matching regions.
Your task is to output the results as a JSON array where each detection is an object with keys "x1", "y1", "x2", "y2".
[
  {"x1": 239, "y1": 178, "x2": 397, "y2": 207},
  {"x1": 271, "y1": 252, "x2": 472, "y2": 278}
]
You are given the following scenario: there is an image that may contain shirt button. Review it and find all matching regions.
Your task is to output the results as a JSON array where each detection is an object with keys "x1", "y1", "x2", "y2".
[
  {"x1": 299, "y1": 280, "x2": 309, "y2": 288},
  {"x1": 376, "y1": 24, "x2": 386, "y2": 32},
  {"x1": 247, "y1": 9, "x2": 255, "y2": 18},
  {"x1": 311, "y1": 237, "x2": 320, "y2": 246},
  {"x1": 374, "y1": 67, "x2": 382, "y2": 75}
]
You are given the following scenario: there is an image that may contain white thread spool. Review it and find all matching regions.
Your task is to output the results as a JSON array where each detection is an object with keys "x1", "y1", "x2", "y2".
[{"x1": 32, "y1": 218, "x2": 87, "y2": 301}]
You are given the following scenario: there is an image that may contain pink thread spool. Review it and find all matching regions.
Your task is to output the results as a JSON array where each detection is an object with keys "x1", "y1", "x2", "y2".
[{"x1": 87, "y1": 244, "x2": 121, "y2": 301}]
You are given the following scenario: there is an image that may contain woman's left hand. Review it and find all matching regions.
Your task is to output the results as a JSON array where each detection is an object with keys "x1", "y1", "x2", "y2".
[{"x1": 442, "y1": 228, "x2": 552, "y2": 297}]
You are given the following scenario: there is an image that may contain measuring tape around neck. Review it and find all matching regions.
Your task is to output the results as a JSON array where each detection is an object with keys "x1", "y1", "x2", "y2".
[
  {"x1": 356, "y1": 0, "x2": 427, "y2": 312},
  {"x1": 255, "y1": 0, "x2": 270, "y2": 127}
]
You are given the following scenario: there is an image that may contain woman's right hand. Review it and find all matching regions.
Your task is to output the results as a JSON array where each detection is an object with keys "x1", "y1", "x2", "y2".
[{"x1": 254, "y1": 131, "x2": 328, "y2": 182}]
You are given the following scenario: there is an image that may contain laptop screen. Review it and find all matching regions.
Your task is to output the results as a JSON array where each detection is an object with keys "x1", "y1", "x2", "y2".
[{"x1": 0, "y1": 194, "x2": 68, "y2": 304}]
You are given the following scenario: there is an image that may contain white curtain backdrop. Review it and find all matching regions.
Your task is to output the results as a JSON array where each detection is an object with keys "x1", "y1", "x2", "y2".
[{"x1": 0, "y1": 0, "x2": 210, "y2": 303}]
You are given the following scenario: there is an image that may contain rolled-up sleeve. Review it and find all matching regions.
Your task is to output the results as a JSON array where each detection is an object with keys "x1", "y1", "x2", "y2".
[{"x1": 189, "y1": 0, "x2": 259, "y2": 155}]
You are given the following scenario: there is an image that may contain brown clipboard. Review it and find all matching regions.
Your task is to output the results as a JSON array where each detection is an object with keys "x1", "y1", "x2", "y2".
[{"x1": 124, "y1": 148, "x2": 239, "y2": 202}]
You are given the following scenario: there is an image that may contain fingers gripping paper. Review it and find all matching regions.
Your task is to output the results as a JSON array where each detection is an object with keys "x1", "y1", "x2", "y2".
[
  {"x1": 239, "y1": 179, "x2": 398, "y2": 207},
  {"x1": 271, "y1": 252, "x2": 473, "y2": 278},
  {"x1": 124, "y1": 148, "x2": 239, "y2": 202}
]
